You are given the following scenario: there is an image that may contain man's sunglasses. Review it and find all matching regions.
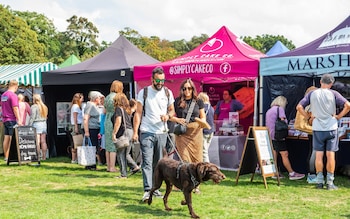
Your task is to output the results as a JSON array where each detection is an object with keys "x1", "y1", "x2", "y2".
[{"x1": 154, "y1": 79, "x2": 165, "y2": 83}]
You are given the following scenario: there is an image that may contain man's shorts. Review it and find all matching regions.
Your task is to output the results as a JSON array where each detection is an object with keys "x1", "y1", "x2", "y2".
[
  {"x1": 272, "y1": 140, "x2": 288, "y2": 152},
  {"x1": 313, "y1": 130, "x2": 339, "y2": 152},
  {"x1": 4, "y1": 121, "x2": 17, "y2": 136}
]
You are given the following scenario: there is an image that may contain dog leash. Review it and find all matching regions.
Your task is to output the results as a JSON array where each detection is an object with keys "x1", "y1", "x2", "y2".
[{"x1": 166, "y1": 133, "x2": 184, "y2": 163}]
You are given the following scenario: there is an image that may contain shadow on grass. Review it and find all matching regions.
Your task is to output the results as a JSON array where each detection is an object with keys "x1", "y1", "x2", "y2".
[
  {"x1": 45, "y1": 184, "x2": 188, "y2": 218},
  {"x1": 204, "y1": 169, "x2": 314, "y2": 189}
]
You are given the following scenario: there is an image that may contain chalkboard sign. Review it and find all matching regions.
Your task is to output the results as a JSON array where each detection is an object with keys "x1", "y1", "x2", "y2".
[
  {"x1": 8, "y1": 126, "x2": 39, "y2": 165},
  {"x1": 236, "y1": 126, "x2": 279, "y2": 188}
]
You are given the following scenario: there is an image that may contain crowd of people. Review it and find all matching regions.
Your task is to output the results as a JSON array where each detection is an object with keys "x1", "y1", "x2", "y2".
[
  {"x1": 1, "y1": 71, "x2": 349, "y2": 203},
  {"x1": 1, "y1": 80, "x2": 49, "y2": 161}
]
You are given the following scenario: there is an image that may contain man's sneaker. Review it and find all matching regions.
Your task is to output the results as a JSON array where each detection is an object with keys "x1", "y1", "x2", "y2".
[
  {"x1": 71, "y1": 160, "x2": 78, "y2": 164},
  {"x1": 142, "y1": 191, "x2": 150, "y2": 202},
  {"x1": 316, "y1": 183, "x2": 324, "y2": 189},
  {"x1": 153, "y1": 190, "x2": 163, "y2": 198},
  {"x1": 307, "y1": 174, "x2": 318, "y2": 184},
  {"x1": 289, "y1": 172, "x2": 305, "y2": 180},
  {"x1": 326, "y1": 184, "x2": 338, "y2": 190}
]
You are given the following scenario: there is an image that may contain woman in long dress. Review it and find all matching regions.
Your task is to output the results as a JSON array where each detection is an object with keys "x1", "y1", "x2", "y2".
[{"x1": 104, "y1": 80, "x2": 123, "y2": 172}]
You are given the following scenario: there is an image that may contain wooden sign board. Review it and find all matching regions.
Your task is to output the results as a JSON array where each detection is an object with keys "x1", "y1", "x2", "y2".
[
  {"x1": 235, "y1": 126, "x2": 280, "y2": 188},
  {"x1": 7, "y1": 126, "x2": 39, "y2": 165}
]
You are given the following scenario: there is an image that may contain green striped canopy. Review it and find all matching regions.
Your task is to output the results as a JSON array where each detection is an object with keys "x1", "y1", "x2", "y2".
[{"x1": 0, "y1": 62, "x2": 57, "y2": 87}]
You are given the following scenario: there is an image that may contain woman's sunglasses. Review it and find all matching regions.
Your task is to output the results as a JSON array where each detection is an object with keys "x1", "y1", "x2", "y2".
[{"x1": 182, "y1": 87, "x2": 193, "y2": 91}]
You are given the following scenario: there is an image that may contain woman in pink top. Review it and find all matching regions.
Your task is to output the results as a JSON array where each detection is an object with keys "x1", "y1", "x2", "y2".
[
  {"x1": 18, "y1": 94, "x2": 31, "y2": 126},
  {"x1": 214, "y1": 89, "x2": 243, "y2": 120}
]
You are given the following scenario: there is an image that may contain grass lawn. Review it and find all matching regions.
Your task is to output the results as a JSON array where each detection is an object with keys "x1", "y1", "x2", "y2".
[{"x1": 1, "y1": 156, "x2": 350, "y2": 219}]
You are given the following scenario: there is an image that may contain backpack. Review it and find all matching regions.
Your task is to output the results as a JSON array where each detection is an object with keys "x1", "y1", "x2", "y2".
[{"x1": 142, "y1": 86, "x2": 170, "y2": 116}]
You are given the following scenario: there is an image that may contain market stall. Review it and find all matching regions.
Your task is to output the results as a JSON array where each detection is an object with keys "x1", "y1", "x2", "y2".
[
  {"x1": 134, "y1": 26, "x2": 265, "y2": 169},
  {"x1": 41, "y1": 35, "x2": 159, "y2": 156},
  {"x1": 259, "y1": 15, "x2": 350, "y2": 171}
]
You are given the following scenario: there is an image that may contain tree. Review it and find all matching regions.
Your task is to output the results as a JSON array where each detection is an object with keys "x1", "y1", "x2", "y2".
[
  {"x1": 119, "y1": 27, "x2": 180, "y2": 61},
  {"x1": 13, "y1": 10, "x2": 62, "y2": 64},
  {"x1": 242, "y1": 34, "x2": 295, "y2": 54},
  {"x1": 0, "y1": 5, "x2": 46, "y2": 64},
  {"x1": 63, "y1": 15, "x2": 100, "y2": 59},
  {"x1": 186, "y1": 34, "x2": 209, "y2": 51}
]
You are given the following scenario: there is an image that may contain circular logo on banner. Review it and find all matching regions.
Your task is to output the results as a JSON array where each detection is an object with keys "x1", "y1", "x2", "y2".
[
  {"x1": 220, "y1": 62, "x2": 231, "y2": 75},
  {"x1": 222, "y1": 144, "x2": 236, "y2": 151},
  {"x1": 200, "y1": 38, "x2": 224, "y2": 53},
  {"x1": 208, "y1": 87, "x2": 215, "y2": 94}
]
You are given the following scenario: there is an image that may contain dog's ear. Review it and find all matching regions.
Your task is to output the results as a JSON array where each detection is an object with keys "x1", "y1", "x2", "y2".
[{"x1": 197, "y1": 163, "x2": 208, "y2": 181}]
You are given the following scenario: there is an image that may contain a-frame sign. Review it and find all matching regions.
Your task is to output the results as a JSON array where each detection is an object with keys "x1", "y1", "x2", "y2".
[{"x1": 235, "y1": 126, "x2": 280, "y2": 189}]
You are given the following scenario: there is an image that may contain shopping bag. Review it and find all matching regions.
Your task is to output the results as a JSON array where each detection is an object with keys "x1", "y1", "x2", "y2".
[
  {"x1": 77, "y1": 137, "x2": 96, "y2": 166},
  {"x1": 72, "y1": 134, "x2": 83, "y2": 149},
  {"x1": 294, "y1": 111, "x2": 313, "y2": 134}
]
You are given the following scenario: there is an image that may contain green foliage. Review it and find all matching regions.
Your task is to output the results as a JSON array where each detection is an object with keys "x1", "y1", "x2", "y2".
[
  {"x1": 64, "y1": 15, "x2": 100, "y2": 59},
  {"x1": 186, "y1": 34, "x2": 209, "y2": 51},
  {"x1": 119, "y1": 27, "x2": 208, "y2": 61},
  {"x1": 120, "y1": 27, "x2": 180, "y2": 61},
  {"x1": 0, "y1": 5, "x2": 296, "y2": 66},
  {"x1": 0, "y1": 5, "x2": 46, "y2": 65},
  {"x1": 242, "y1": 34, "x2": 296, "y2": 54},
  {"x1": 13, "y1": 10, "x2": 62, "y2": 64}
]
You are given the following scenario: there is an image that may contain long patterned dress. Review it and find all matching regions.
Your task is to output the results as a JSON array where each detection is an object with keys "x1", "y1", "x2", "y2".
[{"x1": 104, "y1": 92, "x2": 116, "y2": 152}]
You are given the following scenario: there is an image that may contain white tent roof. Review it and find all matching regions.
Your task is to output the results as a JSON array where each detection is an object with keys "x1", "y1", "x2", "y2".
[{"x1": 0, "y1": 62, "x2": 57, "y2": 87}]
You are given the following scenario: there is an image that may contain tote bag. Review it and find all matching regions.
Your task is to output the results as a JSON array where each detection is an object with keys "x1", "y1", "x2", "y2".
[
  {"x1": 294, "y1": 106, "x2": 313, "y2": 135},
  {"x1": 77, "y1": 137, "x2": 96, "y2": 166}
]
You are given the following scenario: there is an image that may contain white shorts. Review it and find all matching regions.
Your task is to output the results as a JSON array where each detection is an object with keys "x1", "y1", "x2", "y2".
[{"x1": 33, "y1": 121, "x2": 47, "y2": 134}]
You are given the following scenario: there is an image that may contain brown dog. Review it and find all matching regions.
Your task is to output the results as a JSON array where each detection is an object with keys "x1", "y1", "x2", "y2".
[{"x1": 147, "y1": 158, "x2": 226, "y2": 218}]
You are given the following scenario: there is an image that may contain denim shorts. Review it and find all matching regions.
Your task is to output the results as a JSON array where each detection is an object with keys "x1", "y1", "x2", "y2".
[
  {"x1": 33, "y1": 121, "x2": 47, "y2": 134},
  {"x1": 4, "y1": 121, "x2": 17, "y2": 135},
  {"x1": 313, "y1": 130, "x2": 338, "y2": 152}
]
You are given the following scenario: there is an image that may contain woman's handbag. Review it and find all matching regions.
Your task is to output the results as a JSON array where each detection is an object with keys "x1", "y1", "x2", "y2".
[
  {"x1": 113, "y1": 107, "x2": 129, "y2": 150},
  {"x1": 174, "y1": 123, "x2": 187, "y2": 135},
  {"x1": 72, "y1": 133, "x2": 83, "y2": 149},
  {"x1": 274, "y1": 106, "x2": 289, "y2": 140},
  {"x1": 294, "y1": 107, "x2": 313, "y2": 134},
  {"x1": 174, "y1": 100, "x2": 196, "y2": 135},
  {"x1": 77, "y1": 136, "x2": 96, "y2": 166}
]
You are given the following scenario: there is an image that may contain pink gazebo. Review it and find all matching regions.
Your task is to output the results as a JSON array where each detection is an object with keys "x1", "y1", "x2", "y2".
[
  {"x1": 134, "y1": 26, "x2": 265, "y2": 128},
  {"x1": 134, "y1": 26, "x2": 265, "y2": 94}
]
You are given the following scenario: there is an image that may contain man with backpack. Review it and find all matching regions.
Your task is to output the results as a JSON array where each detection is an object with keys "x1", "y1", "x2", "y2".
[{"x1": 132, "y1": 66, "x2": 175, "y2": 202}]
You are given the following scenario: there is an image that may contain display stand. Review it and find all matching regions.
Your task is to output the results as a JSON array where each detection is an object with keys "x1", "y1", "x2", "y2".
[
  {"x1": 7, "y1": 126, "x2": 40, "y2": 166},
  {"x1": 235, "y1": 126, "x2": 279, "y2": 189}
]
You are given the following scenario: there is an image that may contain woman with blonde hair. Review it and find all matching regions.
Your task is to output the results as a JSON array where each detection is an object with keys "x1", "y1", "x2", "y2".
[
  {"x1": 29, "y1": 94, "x2": 49, "y2": 160},
  {"x1": 112, "y1": 93, "x2": 133, "y2": 178},
  {"x1": 104, "y1": 80, "x2": 123, "y2": 172},
  {"x1": 197, "y1": 92, "x2": 215, "y2": 163},
  {"x1": 70, "y1": 93, "x2": 84, "y2": 164},
  {"x1": 266, "y1": 96, "x2": 305, "y2": 180},
  {"x1": 18, "y1": 93, "x2": 31, "y2": 126}
]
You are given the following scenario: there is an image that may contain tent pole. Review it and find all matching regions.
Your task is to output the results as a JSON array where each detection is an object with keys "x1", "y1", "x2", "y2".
[
  {"x1": 128, "y1": 82, "x2": 133, "y2": 99},
  {"x1": 258, "y1": 76, "x2": 264, "y2": 126},
  {"x1": 253, "y1": 78, "x2": 259, "y2": 126}
]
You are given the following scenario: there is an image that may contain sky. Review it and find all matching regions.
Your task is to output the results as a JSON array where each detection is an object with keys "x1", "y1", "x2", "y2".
[{"x1": 1, "y1": 0, "x2": 350, "y2": 48}]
